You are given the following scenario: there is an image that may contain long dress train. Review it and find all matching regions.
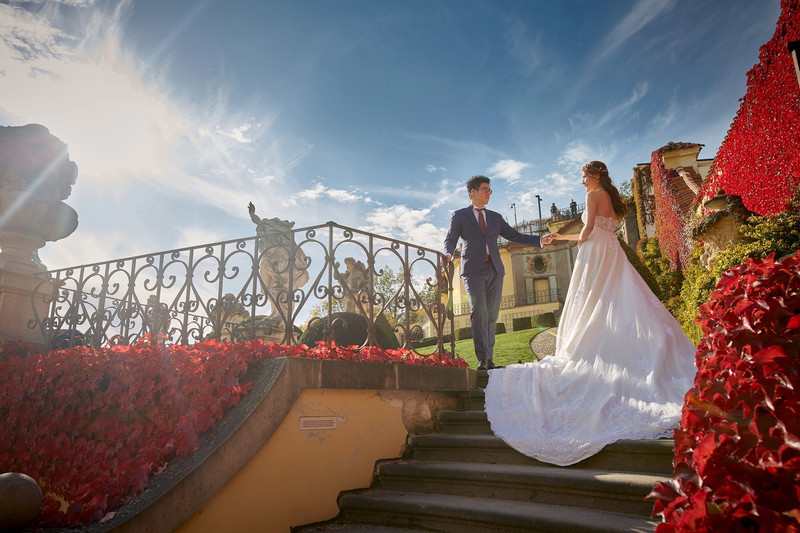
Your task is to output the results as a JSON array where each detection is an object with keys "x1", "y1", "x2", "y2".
[{"x1": 484, "y1": 214, "x2": 697, "y2": 466}]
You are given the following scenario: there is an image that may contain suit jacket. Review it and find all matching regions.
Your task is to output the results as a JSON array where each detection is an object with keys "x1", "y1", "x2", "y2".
[{"x1": 444, "y1": 206, "x2": 542, "y2": 276}]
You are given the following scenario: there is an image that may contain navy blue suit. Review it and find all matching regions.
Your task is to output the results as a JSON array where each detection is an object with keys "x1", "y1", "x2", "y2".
[{"x1": 444, "y1": 206, "x2": 542, "y2": 363}]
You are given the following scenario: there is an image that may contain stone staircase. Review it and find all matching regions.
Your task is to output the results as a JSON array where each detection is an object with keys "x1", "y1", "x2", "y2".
[{"x1": 295, "y1": 373, "x2": 670, "y2": 532}]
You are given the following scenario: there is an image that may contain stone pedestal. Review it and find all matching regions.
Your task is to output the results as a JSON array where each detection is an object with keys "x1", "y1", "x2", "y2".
[
  {"x1": 0, "y1": 125, "x2": 79, "y2": 346},
  {"x1": 0, "y1": 268, "x2": 52, "y2": 347}
]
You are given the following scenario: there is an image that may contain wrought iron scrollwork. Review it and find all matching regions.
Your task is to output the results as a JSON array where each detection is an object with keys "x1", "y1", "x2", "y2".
[{"x1": 30, "y1": 222, "x2": 455, "y2": 357}]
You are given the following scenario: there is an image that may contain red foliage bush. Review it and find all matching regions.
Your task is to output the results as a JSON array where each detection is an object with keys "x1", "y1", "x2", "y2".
[
  {"x1": 649, "y1": 252, "x2": 800, "y2": 532},
  {"x1": 699, "y1": 0, "x2": 800, "y2": 216},
  {"x1": 0, "y1": 338, "x2": 465, "y2": 528},
  {"x1": 651, "y1": 148, "x2": 692, "y2": 269}
]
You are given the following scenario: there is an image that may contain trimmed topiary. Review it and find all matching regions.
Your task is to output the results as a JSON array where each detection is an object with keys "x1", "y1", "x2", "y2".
[
  {"x1": 535, "y1": 312, "x2": 557, "y2": 328},
  {"x1": 455, "y1": 327, "x2": 472, "y2": 340},
  {"x1": 512, "y1": 316, "x2": 532, "y2": 331},
  {"x1": 299, "y1": 312, "x2": 399, "y2": 349},
  {"x1": 413, "y1": 336, "x2": 438, "y2": 348}
]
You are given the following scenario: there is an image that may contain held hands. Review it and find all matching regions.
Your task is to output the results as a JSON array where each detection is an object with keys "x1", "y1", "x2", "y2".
[{"x1": 541, "y1": 233, "x2": 559, "y2": 246}]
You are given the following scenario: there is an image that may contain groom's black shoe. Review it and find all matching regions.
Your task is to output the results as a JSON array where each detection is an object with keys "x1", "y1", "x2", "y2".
[
  {"x1": 477, "y1": 361, "x2": 487, "y2": 371},
  {"x1": 486, "y1": 361, "x2": 503, "y2": 370}
]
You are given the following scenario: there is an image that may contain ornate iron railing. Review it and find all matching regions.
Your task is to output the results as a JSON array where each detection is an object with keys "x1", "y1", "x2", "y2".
[
  {"x1": 29, "y1": 221, "x2": 455, "y2": 355},
  {"x1": 451, "y1": 289, "x2": 561, "y2": 316}
]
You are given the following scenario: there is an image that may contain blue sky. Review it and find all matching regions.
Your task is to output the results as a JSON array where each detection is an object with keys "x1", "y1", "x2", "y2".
[{"x1": 0, "y1": 0, "x2": 781, "y2": 269}]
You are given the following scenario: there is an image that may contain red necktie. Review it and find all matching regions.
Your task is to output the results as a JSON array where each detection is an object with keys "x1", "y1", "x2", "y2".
[{"x1": 477, "y1": 208, "x2": 487, "y2": 233}]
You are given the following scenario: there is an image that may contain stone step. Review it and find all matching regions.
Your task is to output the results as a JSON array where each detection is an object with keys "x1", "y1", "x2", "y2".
[
  {"x1": 375, "y1": 460, "x2": 664, "y2": 516},
  {"x1": 463, "y1": 389, "x2": 485, "y2": 411},
  {"x1": 437, "y1": 410, "x2": 493, "y2": 435},
  {"x1": 408, "y1": 434, "x2": 675, "y2": 475},
  {"x1": 337, "y1": 490, "x2": 659, "y2": 533},
  {"x1": 293, "y1": 522, "x2": 428, "y2": 532}
]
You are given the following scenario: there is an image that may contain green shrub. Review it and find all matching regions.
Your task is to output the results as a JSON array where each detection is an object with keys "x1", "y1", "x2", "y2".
[
  {"x1": 299, "y1": 312, "x2": 399, "y2": 349},
  {"x1": 638, "y1": 236, "x2": 683, "y2": 300},
  {"x1": 534, "y1": 312, "x2": 557, "y2": 328},
  {"x1": 673, "y1": 188, "x2": 800, "y2": 343},
  {"x1": 674, "y1": 246, "x2": 717, "y2": 344},
  {"x1": 512, "y1": 316, "x2": 532, "y2": 331},
  {"x1": 413, "y1": 336, "x2": 438, "y2": 348},
  {"x1": 495, "y1": 322, "x2": 506, "y2": 334},
  {"x1": 455, "y1": 326, "x2": 473, "y2": 340}
]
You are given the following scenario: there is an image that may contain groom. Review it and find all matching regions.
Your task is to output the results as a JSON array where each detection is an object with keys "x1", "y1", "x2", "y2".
[{"x1": 444, "y1": 176, "x2": 553, "y2": 370}]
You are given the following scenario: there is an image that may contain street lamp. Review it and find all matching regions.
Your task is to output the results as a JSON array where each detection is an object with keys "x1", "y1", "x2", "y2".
[
  {"x1": 790, "y1": 41, "x2": 800, "y2": 90},
  {"x1": 535, "y1": 194, "x2": 543, "y2": 220},
  {"x1": 510, "y1": 203, "x2": 517, "y2": 226}
]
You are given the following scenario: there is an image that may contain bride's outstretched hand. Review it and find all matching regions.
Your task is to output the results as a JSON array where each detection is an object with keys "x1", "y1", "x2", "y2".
[{"x1": 542, "y1": 233, "x2": 558, "y2": 245}]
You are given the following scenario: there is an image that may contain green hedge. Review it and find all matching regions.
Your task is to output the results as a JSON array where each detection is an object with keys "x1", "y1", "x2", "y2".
[
  {"x1": 412, "y1": 333, "x2": 454, "y2": 349},
  {"x1": 455, "y1": 327, "x2": 473, "y2": 340},
  {"x1": 495, "y1": 322, "x2": 506, "y2": 334},
  {"x1": 533, "y1": 312, "x2": 557, "y2": 328},
  {"x1": 299, "y1": 312, "x2": 399, "y2": 349},
  {"x1": 512, "y1": 316, "x2": 532, "y2": 331}
]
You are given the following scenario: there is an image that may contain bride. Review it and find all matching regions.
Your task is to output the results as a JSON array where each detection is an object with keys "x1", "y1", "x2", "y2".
[{"x1": 484, "y1": 161, "x2": 697, "y2": 466}]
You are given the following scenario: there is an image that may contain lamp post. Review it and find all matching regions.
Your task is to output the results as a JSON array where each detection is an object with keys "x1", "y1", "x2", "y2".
[
  {"x1": 535, "y1": 194, "x2": 542, "y2": 221},
  {"x1": 790, "y1": 41, "x2": 800, "y2": 90},
  {"x1": 510, "y1": 203, "x2": 517, "y2": 226}
]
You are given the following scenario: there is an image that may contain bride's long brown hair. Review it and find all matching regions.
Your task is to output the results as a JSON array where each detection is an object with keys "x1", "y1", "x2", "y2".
[{"x1": 583, "y1": 161, "x2": 627, "y2": 219}]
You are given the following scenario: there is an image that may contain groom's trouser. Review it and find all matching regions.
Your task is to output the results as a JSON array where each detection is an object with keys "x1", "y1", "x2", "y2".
[{"x1": 463, "y1": 260, "x2": 503, "y2": 363}]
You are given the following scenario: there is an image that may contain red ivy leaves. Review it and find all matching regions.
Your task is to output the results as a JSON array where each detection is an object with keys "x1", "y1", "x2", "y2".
[
  {"x1": 651, "y1": 148, "x2": 692, "y2": 269},
  {"x1": 699, "y1": 0, "x2": 800, "y2": 217},
  {"x1": 649, "y1": 252, "x2": 800, "y2": 532},
  {"x1": 0, "y1": 338, "x2": 465, "y2": 529}
]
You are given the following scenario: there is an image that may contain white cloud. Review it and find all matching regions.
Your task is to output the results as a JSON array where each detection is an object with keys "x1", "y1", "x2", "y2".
[
  {"x1": 362, "y1": 205, "x2": 443, "y2": 250},
  {"x1": 594, "y1": 81, "x2": 649, "y2": 130},
  {"x1": 426, "y1": 164, "x2": 446, "y2": 173},
  {"x1": 0, "y1": 2, "x2": 313, "y2": 227},
  {"x1": 217, "y1": 124, "x2": 253, "y2": 144},
  {"x1": 174, "y1": 226, "x2": 227, "y2": 249},
  {"x1": 597, "y1": 0, "x2": 677, "y2": 61},
  {"x1": 284, "y1": 181, "x2": 367, "y2": 207},
  {"x1": 556, "y1": 141, "x2": 598, "y2": 175},
  {"x1": 506, "y1": 18, "x2": 542, "y2": 75},
  {"x1": 487, "y1": 159, "x2": 531, "y2": 184}
]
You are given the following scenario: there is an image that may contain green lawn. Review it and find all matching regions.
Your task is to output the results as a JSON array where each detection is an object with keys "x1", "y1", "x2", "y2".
[{"x1": 422, "y1": 326, "x2": 549, "y2": 369}]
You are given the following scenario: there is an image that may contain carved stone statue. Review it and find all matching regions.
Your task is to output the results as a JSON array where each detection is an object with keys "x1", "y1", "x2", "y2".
[
  {"x1": 248, "y1": 202, "x2": 309, "y2": 319},
  {"x1": 335, "y1": 257, "x2": 369, "y2": 314},
  {"x1": 144, "y1": 295, "x2": 170, "y2": 338}
]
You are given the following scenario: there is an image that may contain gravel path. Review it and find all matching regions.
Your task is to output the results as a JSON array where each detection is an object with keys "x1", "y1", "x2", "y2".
[{"x1": 529, "y1": 327, "x2": 558, "y2": 359}]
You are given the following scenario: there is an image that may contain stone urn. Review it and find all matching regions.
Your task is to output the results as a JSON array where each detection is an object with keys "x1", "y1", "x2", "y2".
[
  {"x1": 0, "y1": 124, "x2": 78, "y2": 273},
  {"x1": 0, "y1": 124, "x2": 79, "y2": 345}
]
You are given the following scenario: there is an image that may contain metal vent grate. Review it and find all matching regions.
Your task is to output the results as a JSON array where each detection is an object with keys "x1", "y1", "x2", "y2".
[{"x1": 298, "y1": 416, "x2": 338, "y2": 431}]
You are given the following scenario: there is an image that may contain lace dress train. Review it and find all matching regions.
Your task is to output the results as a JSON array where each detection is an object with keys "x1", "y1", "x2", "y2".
[{"x1": 484, "y1": 215, "x2": 697, "y2": 466}]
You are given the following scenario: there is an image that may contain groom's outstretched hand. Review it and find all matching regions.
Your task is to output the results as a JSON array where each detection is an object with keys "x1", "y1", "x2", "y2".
[{"x1": 541, "y1": 233, "x2": 558, "y2": 245}]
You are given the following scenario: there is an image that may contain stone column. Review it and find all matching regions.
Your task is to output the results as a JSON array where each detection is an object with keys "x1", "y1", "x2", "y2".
[{"x1": 0, "y1": 125, "x2": 78, "y2": 347}]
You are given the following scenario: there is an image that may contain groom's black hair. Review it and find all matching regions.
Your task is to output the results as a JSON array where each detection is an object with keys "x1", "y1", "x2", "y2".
[{"x1": 467, "y1": 175, "x2": 490, "y2": 192}]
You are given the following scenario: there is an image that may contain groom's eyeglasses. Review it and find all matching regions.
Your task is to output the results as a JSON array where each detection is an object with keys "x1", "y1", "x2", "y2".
[{"x1": 477, "y1": 186, "x2": 493, "y2": 193}]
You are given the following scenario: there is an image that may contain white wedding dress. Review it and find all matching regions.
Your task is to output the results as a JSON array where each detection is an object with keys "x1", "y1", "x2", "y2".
[{"x1": 484, "y1": 214, "x2": 697, "y2": 466}]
